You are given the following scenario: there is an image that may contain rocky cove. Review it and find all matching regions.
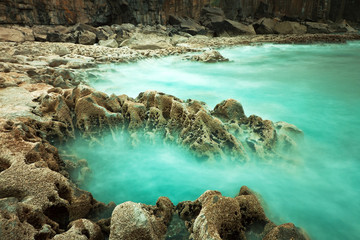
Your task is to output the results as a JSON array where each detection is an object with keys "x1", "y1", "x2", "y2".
[{"x1": 1, "y1": 2, "x2": 360, "y2": 240}]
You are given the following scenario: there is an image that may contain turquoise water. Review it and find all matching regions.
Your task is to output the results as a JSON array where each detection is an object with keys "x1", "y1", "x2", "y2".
[{"x1": 69, "y1": 41, "x2": 360, "y2": 239}]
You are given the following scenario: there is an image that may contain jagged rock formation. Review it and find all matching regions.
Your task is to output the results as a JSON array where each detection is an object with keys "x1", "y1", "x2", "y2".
[
  {"x1": 107, "y1": 186, "x2": 309, "y2": 240},
  {"x1": 0, "y1": 0, "x2": 359, "y2": 26},
  {"x1": 32, "y1": 86, "x2": 303, "y2": 161}
]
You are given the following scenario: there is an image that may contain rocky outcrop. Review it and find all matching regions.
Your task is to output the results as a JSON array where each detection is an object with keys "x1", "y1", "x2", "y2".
[
  {"x1": 174, "y1": 186, "x2": 309, "y2": 240},
  {"x1": 0, "y1": 84, "x2": 116, "y2": 240},
  {"x1": 109, "y1": 197, "x2": 173, "y2": 240}
]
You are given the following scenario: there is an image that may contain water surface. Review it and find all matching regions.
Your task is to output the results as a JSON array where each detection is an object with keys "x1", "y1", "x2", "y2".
[{"x1": 68, "y1": 41, "x2": 360, "y2": 239}]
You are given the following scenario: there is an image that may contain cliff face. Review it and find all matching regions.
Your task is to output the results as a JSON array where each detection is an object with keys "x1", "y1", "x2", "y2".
[
  {"x1": 0, "y1": 0, "x2": 358, "y2": 26},
  {"x1": 216, "y1": 0, "x2": 360, "y2": 23}
]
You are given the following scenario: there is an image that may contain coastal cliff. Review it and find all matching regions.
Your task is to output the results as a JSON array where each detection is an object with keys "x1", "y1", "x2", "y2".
[{"x1": 0, "y1": 0, "x2": 359, "y2": 26}]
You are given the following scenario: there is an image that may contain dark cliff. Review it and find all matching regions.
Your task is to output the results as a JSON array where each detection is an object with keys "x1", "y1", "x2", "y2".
[{"x1": 0, "y1": 0, "x2": 358, "y2": 26}]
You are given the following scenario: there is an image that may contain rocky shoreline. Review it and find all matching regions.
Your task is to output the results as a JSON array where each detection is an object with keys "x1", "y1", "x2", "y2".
[{"x1": 1, "y1": 9, "x2": 360, "y2": 239}]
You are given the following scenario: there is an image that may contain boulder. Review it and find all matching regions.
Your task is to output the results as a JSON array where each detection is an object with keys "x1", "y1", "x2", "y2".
[
  {"x1": 305, "y1": 22, "x2": 331, "y2": 34},
  {"x1": 52, "y1": 219, "x2": 103, "y2": 240},
  {"x1": 121, "y1": 34, "x2": 172, "y2": 50},
  {"x1": 263, "y1": 223, "x2": 310, "y2": 240},
  {"x1": 330, "y1": 20, "x2": 357, "y2": 33},
  {"x1": 199, "y1": 7, "x2": 226, "y2": 29},
  {"x1": 99, "y1": 39, "x2": 118, "y2": 48},
  {"x1": 253, "y1": 18, "x2": 277, "y2": 34},
  {"x1": 274, "y1": 21, "x2": 307, "y2": 34},
  {"x1": 78, "y1": 30, "x2": 97, "y2": 45},
  {"x1": 0, "y1": 27, "x2": 25, "y2": 42},
  {"x1": 212, "y1": 99, "x2": 246, "y2": 121},
  {"x1": 213, "y1": 19, "x2": 256, "y2": 36},
  {"x1": 169, "y1": 15, "x2": 206, "y2": 36},
  {"x1": 109, "y1": 197, "x2": 174, "y2": 240},
  {"x1": 184, "y1": 50, "x2": 229, "y2": 63}
]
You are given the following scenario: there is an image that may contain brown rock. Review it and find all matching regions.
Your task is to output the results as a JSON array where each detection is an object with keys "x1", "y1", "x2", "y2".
[
  {"x1": 109, "y1": 197, "x2": 174, "y2": 240},
  {"x1": 274, "y1": 21, "x2": 307, "y2": 34},
  {"x1": 263, "y1": 223, "x2": 310, "y2": 240},
  {"x1": 52, "y1": 219, "x2": 103, "y2": 240},
  {"x1": 0, "y1": 27, "x2": 25, "y2": 42},
  {"x1": 212, "y1": 99, "x2": 246, "y2": 121}
]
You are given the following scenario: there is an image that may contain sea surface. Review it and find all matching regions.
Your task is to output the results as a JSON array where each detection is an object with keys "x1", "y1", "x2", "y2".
[{"x1": 66, "y1": 41, "x2": 360, "y2": 239}]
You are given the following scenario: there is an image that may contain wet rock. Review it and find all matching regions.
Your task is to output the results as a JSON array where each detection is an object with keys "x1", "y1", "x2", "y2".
[
  {"x1": 263, "y1": 223, "x2": 310, "y2": 240},
  {"x1": 109, "y1": 197, "x2": 174, "y2": 240},
  {"x1": 253, "y1": 18, "x2": 277, "y2": 34},
  {"x1": 52, "y1": 219, "x2": 103, "y2": 240},
  {"x1": 99, "y1": 39, "x2": 118, "y2": 48},
  {"x1": 184, "y1": 50, "x2": 229, "y2": 63},
  {"x1": 212, "y1": 99, "x2": 246, "y2": 121},
  {"x1": 274, "y1": 21, "x2": 307, "y2": 34}
]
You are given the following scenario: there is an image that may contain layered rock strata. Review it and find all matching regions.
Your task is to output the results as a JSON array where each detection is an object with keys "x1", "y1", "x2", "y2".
[{"x1": 0, "y1": 0, "x2": 359, "y2": 26}]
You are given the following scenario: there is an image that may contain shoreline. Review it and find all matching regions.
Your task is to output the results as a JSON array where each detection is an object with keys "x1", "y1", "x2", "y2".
[{"x1": 1, "y1": 33, "x2": 358, "y2": 239}]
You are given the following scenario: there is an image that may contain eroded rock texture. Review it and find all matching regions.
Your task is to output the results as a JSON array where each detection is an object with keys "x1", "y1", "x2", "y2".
[
  {"x1": 174, "y1": 186, "x2": 309, "y2": 240},
  {"x1": 33, "y1": 86, "x2": 302, "y2": 161},
  {"x1": 0, "y1": 84, "x2": 115, "y2": 240}
]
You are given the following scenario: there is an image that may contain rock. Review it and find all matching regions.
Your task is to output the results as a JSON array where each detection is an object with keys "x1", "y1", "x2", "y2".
[
  {"x1": 95, "y1": 27, "x2": 112, "y2": 41},
  {"x1": 184, "y1": 50, "x2": 229, "y2": 63},
  {"x1": 274, "y1": 21, "x2": 307, "y2": 34},
  {"x1": 121, "y1": 34, "x2": 172, "y2": 50},
  {"x1": 99, "y1": 39, "x2": 118, "y2": 48},
  {"x1": 47, "y1": 56, "x2": 69, "y2": 67},
  {"x1": 305, "y1": 22, "x2": 331, "y2": 34},
  {"x1": 253, "y1": 18, "x2": 277, "y2": 34},
  {"x1": 169, "y1": 15, "x2": 206, "y2": 36},
  {"x1": 212, "y1": 99, "x2": 246, "y2": 121},
  {"x1": 52, "y1": 219, "x2": 103, "y2": 240},
  {"x1": 330, "y1": 20, "x2": 357, "y2": 33},
  {"x1": 263, "y1": 223, "x2": 310, "y2": 240},
  {"x1": 78, "y1": 30, "x2": 97, "y2": 45},
  {"x1": 109, "y1": 197, "x2": 174, "y2": 240},
  {"x1": 9, "y1": 25, "x2": 35, "y2": 41},
  {"x1": 213, "y1": 19, "x2": 256, "y2": 36},
  {"x1": 0, "y1": 27, "x2": 25, "y2": 42},
  {"x1": 199, "y1": 7, "x2": 226, "y2": 29},
  {"x1": 50, "y1": 44, "x2": 71, "y2": 56}
]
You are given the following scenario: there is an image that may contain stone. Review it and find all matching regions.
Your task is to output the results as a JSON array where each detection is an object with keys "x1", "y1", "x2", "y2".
[
  {"x1": 0, "y1": 27, "x2": 25, "y2": 42},
  {"x1": 78, "y1": 30, "x2": 97, "y2": 45},
  {"x1": 274, "y1": 21, "x2": 307, "y2": 34},
  {"x1": 305, "y1": 22, "x2": 331, "y2": 34},
  {"x1": 253, "y1": 18, "x2": 277, "y2": 34},
  {"x1": 169, "y1": 15, "x2": 206, "y2": 36},
  {"x1": 213, "y1": 19, "x2": 256, "y2": 36},
  {"x1": 109, "y1": 197, "x2": 174, "y2": 240},
  {"x1": 263, "y1": 223, "x2": 310, "y2": 240},
  {"x1": 99, "y1": 39, "x2": 118, "y2": 48},
  {"x1": 212, "y1": 99, "x2": 246, "y2": 121},
  {"x1": 50, "y1": 44, "x2": 71, "y2": 56},
  {"x1": 121, "y1": 34, "x2": 172, "y2": 50},
  {"x1": 47, "y1": 56, "x2": 69, "y2": 67},
  {"x1": 330, "y1": 20, "x2": 357, "y2": 33},
  {"x1": 184, "y1": 50, "x2": 229, "y2": 63},
  {"x1": 199, "y1": 7, "x2": 226, "y2": 29},
  {"x1": 52, "y1": 219, "x2": 103, "y2": 240}
]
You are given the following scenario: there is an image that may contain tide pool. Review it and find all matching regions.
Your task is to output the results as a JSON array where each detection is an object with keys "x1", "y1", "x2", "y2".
[{"x1": 66, "y1": 41, "x2": 360, "y2": 239}]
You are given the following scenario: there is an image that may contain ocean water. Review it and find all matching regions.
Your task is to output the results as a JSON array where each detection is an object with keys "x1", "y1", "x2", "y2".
[{"x1": 66, "y1": 41, "x2": 360, "y2": 239}]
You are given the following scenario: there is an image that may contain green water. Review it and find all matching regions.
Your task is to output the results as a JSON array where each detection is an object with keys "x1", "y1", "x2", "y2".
[{"x1": 69, "y1": 41, "x2": 360, "y2": 239}]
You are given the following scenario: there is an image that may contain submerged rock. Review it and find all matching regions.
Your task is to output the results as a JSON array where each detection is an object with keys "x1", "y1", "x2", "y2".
[{"x1": 185, "y1": 50, "x2": 229, "y2": 63}]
